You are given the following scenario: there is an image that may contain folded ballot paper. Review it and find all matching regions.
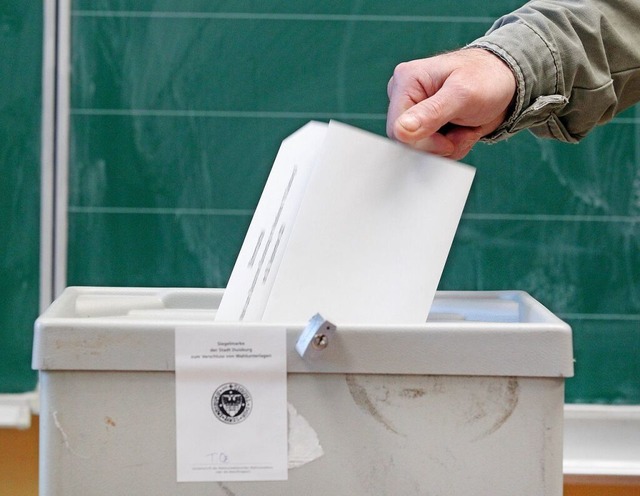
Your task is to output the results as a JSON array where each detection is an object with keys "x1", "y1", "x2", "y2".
[{"x1": 216, "y1": 121, "x2": 475, "y2": 324}]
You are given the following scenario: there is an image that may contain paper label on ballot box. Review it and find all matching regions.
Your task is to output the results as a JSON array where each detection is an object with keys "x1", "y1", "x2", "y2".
[{"x1": 175, "y1": 325, "x2": 287, "y2": 482}]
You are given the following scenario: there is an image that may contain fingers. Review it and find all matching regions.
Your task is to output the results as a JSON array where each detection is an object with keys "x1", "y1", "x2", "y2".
[
  {"x1": 407, "y1": 132, "x2": 456, "y2": 157},
  {"x1": 387, "y1": 58, "x2": 457, "y2": 139},
  {"x1": 401, "y1": 126, "x2": 483, "y2": 160},
  {"x1": 386, "y1": 61, "x2": 435, "y2": 140},
  {"x1": 442, "y1": 126, "x2": 485, "y2": 160},
  {"x1": 386, "y1": 73, "x2": 425, "y2": 140}
]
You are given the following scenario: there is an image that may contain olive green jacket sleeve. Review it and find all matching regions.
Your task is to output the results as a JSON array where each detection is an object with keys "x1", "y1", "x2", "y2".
[{"x1": 467, "y1": 0, "x2": 640, "y2": 142}]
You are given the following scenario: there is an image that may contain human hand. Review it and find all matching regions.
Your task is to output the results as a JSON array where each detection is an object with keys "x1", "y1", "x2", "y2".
[{"x1": 387, "y1": 48, "x2": 517, "y2": 160}]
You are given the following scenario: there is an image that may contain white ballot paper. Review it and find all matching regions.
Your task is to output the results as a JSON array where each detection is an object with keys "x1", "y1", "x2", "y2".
[
  {"x1": 175, "y1": 325, "x2": 287, "y2": 482},
  {"x1": 217, "y1": 120, "x2": 476, "y2": 324},
  {"x1": 216, "y1": 121, "x2": 328, "y2": 321}
]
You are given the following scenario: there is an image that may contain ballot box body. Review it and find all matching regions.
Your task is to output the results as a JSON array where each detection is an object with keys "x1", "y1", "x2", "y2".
[{"x1": 33, "y1": 287, "x2": 573, "y2": 496}]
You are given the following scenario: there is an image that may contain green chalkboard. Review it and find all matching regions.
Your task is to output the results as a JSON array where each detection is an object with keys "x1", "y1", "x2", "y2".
[
  {"x1": 66, "y1": 1, "x2": 639, "y2": 404},
  {"x1": 0, "y1": 2, "x2": 41, "y2": 393}
]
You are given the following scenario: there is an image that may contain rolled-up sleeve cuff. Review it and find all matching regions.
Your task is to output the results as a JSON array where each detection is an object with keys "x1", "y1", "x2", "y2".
[{"x1": 466, "y1": 20, "x2": 572, "y2": 142}]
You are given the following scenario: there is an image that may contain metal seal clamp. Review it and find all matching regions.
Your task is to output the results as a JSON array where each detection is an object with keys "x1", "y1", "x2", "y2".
[{"x1": 295, "y1": 313, "x2": 336, "y2": 359}]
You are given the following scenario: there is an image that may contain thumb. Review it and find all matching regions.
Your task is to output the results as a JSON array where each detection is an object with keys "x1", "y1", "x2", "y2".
[{"x1": 392, "y1": 86, "x2": 465, "y2": 145}]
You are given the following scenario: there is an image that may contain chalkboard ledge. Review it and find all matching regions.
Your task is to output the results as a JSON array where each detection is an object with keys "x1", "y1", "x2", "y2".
[
  {"x1": 0, "y1": 392, "x2": 39, "y2": 429},
  {"x1": 564, "y1": 404, "x2": 640, "y2": 484}
]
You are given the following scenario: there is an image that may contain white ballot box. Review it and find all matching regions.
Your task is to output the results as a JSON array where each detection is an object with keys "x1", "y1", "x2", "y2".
[{"x1": 33, "y1": 287, "x2": 573, "y2": 496}]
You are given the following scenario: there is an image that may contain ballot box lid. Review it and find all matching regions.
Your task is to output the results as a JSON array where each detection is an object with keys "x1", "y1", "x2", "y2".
[{"x1": 33, "y1": 287, "x2": 573, "y2": 378}]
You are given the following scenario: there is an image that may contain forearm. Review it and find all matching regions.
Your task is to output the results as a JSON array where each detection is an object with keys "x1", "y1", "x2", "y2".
[{"x1": 468, "y1": 0, "x2": 640, "y2": 142}]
